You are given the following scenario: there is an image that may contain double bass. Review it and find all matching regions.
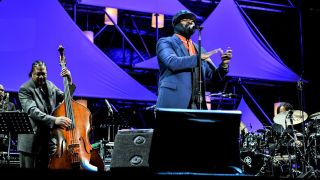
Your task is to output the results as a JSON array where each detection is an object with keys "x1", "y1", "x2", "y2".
[{"x1": 48, "y1": 45, "x2": 103, "y2": 171}]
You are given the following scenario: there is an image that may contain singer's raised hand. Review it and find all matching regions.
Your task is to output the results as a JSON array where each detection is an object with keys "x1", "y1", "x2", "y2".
[{"x1": 201, "y1": 48, "x2": 222, "y2": 62}]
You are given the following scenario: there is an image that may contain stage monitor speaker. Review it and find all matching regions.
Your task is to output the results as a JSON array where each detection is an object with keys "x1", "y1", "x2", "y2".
[
  {"x1": 110, "y1": 129, "x2": 153, "y2": 173},
  {"x1": 149, "y1": 108, "x2": 242, "y2": 175}
]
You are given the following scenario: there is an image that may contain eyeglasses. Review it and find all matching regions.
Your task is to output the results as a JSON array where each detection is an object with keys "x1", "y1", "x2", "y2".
[
  {"x1": 33, "y1": 72, "x2": 47, "y2": 77},
  {"x1": 180, "y1": 19, "x2": 194, "y2": 24}
]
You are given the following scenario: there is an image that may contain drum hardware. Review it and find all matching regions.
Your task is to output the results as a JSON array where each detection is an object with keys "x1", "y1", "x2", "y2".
[
  {"x1": 241, "y1": 132, "x2": 259, "y2": 151},
  {"x1": 306, "y1": 129, "x2": 320, "y2": 170},
  {"x1": 255, "y1": 156, "x2": 270, "y2": 176},
  {"x1": 309, "y1": 112, "x2": 320, "y2": 120},
  {"x1": 306, "y1": 113, "x2": 320, "y2": 170},
  {"x1": 240, "y1": 127, "x2": 309, "y2": 177},
  {"x1": 269, "y1": 123, "x2": 306, "y2": 177},
  {"x1": 0, "y1": 151, "x2": 19, "y2": 168},
  {"x1": 92, "y1": 139, "x2": 114, "y2": 165}
]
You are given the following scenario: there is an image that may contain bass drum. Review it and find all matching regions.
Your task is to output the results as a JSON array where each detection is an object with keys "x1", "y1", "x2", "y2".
[{"x1": 240, "y1": 151, "x2": 264, "y2": 175}]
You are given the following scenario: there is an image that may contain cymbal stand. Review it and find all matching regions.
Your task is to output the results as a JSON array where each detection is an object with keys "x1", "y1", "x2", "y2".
[
  {"x1": 289, "y1": 113, "x2": 301, "y2": 177},
  {"x1": 314, "y1": 118, "x2": 320, "y2": 168},
  {"x1": 307, "y1": 119, "x2": 320, "y2": 171},
  {"x1": 312, "y1": 132, "x2": 318, "y2": 169},
  {"x1": 267, "y1": 132, "x2": 284, "y2": 177}
]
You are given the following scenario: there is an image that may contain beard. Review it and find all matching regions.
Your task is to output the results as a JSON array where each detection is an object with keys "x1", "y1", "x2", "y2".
[{"x1": 174, "y1": 23, "x2": 195, "y2": 39}]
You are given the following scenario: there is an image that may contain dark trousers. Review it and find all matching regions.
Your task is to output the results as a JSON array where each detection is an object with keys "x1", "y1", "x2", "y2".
[{"x1": 19, "y1": 151, "x2": 49, "y2": 169}]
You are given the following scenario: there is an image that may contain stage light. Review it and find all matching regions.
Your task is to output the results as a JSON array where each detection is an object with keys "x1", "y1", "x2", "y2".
[
  {"x1": 83, "y1": 30, "x2": 94, "y2": 43},
  {"x1": 104, "y1": 7, "x2": 118, "y2": 25},
  {"x1": 151, "y1": 13, "x2": 164, "y2": 28}
]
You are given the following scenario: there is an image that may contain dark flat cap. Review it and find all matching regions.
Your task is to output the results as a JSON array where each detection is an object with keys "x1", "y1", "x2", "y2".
[{"x1": 172, "y1": 10, "x2": 196, "y2": 27}]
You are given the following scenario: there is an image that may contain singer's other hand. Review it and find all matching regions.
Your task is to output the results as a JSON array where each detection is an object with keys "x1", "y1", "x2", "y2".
[{"x1": 220, "y1": 47, "x2": 232, "y2": 68}]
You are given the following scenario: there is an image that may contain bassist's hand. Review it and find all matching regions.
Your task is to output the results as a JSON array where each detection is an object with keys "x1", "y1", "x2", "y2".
[
  {"x1": 55, "y1": 116, "x2": 72, "y2": 128},
  {"x1": 61, "y1": 67, "x2": 73, "y2": 85}
]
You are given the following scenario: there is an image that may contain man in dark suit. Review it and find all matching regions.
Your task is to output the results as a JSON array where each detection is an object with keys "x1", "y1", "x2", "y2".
[
  {"x1": 156, "y1": 10, "x2": 232, "y2": 109},
  {"x1": 0, "y1": 84, "x2": 16, "y2": 152},
  {"x1": 18, "y1": 60, "x2": 73, "y2": 168},
  {"x1": 0, "y1": 84, "x2": 16, "y2": 112}
]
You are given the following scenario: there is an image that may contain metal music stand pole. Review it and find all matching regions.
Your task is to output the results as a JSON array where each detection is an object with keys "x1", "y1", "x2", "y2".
[{"x1": 0, "y1": 111, "x2": 33, "y2": 166}]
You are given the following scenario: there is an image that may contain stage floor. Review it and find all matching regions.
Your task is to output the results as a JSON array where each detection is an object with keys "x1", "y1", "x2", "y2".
[{"x1": 1, "y1": 167, "x2": 316, "y2": 179}]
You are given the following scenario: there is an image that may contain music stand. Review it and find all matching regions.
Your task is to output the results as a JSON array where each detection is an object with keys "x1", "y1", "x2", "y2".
[{"x1": 0, "y1": 111, "x2": 33, "y2": 165}]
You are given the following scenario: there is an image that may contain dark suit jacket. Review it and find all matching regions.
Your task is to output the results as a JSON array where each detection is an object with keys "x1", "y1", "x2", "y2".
[
  {"x1": 0, "y1": 101, "x2": 16, "y2": 111},
  {"x1": 18, "y1": 79, "x2": 75, "y2": 154},
  {"x1": 156, "y1": 34, "x2": 228, "y2": 109}
]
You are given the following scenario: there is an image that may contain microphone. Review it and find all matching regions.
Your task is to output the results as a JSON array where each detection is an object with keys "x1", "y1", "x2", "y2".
[
  {"x1": 297, "y1": 71, "x2": 304, "y2": 90},
  {"x1": 5, "y1": 92, "x2": 9, "y2": 100},
  {"x1": 190, "y1": 24, "x2": 203, "y2": 30},
  {"x1": 146, "y1": 104, "x2": 156, "y2": 110},
  {"x1": 105, "y1": 99, "x2": 113, "y2": 115}
]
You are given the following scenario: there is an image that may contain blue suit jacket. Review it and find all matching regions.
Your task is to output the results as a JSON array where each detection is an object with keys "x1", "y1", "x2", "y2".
[{"x1": 156, "y1": 34, "x2": 228, "y2": 109}]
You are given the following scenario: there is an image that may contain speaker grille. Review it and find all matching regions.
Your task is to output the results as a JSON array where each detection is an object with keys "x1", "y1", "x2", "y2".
[{"x1": 110, "y1": 129, "x2": 153, "y2": 170}]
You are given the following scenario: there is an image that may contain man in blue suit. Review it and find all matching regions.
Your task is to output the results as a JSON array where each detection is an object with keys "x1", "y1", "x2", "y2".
[{"x1": 156, "y1": 10, "x2": 232, "y2": 109}]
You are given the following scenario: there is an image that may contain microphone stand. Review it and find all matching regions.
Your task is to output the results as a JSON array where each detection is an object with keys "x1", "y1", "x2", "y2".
[
  {"x1": 196, "y1": 26, "x2": 204, "y2": 110},
  {"x1": 297, "y1": 75, "x2": 308, "y2": 174},
  {"x1": 105, "y1": 99, "x2": 114, "y2": 142}
]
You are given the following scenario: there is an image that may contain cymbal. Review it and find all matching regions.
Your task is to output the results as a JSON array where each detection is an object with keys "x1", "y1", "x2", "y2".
[
  {"x1": 273, "y1": 110, "x2": 308, "y2": 129},
  {"x1": 256, "y1": 129, "x2": 270, "y2": 133},
  {"x1": 309, "y1": 112, "x2": 320, "y2": 120},
  {"x1": 240, "y1": 121, "x2": 248, "y2": 134},
  {"x1": 292, "y1": 110, "x2": 308, "y2": 124}
]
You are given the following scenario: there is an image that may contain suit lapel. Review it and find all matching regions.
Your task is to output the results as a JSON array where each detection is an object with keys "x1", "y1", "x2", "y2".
[
  {"x1": 46, "y1": 82, "x2": 56, "y2": 114},
  {"x1": 29, "y1": 80, "x2": 45, "y2": 108},
  {"x1": 194, "y1": 43, "x2": 199, "y2": 54}
]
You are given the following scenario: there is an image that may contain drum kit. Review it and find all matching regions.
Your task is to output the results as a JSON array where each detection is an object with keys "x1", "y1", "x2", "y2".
[{"x1": 240, "y1": 110, "x2": 320, "y2": 177}]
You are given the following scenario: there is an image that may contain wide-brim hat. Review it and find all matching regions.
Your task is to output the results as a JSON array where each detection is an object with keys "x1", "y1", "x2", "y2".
[{"x1": 172, "y1": 10, "x2": 196, "y2": 27}]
